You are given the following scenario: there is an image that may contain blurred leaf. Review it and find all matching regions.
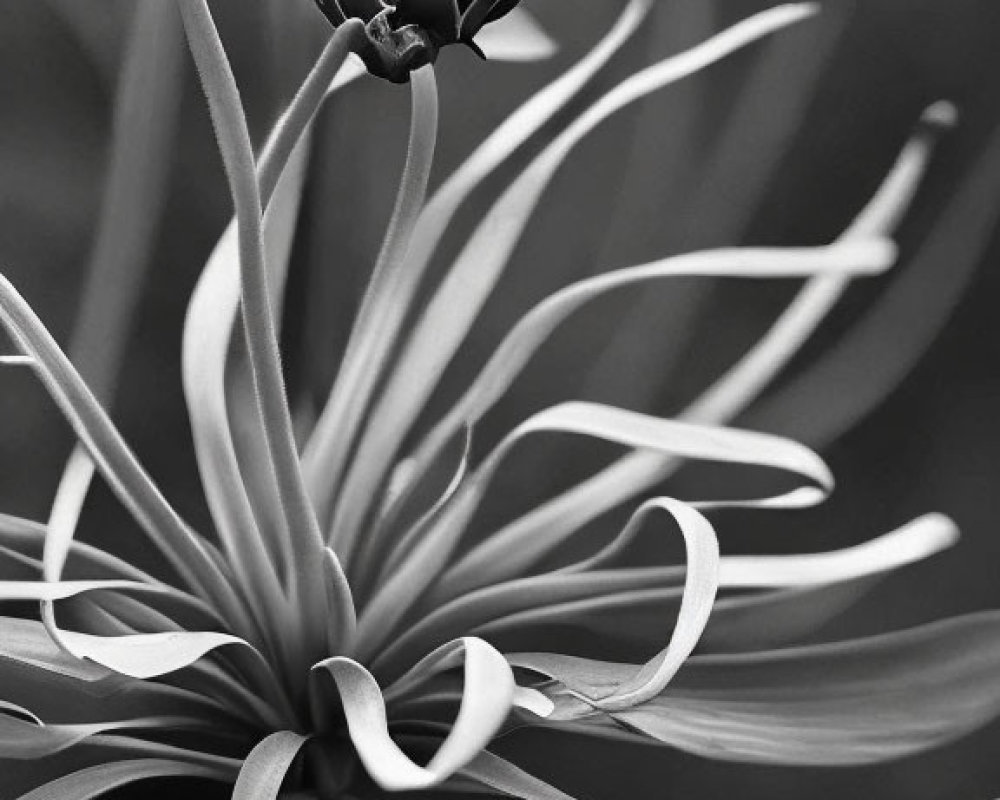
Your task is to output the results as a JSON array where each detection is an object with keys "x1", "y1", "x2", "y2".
[{"x1": 745, "y1": 118, "x2": 1000, "y2": 446}]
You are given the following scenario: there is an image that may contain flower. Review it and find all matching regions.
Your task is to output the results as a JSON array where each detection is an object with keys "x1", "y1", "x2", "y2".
[
  {"x1": 2, "y1": 1, "x2": 1000, "y2": 799},
  {"x1": 312, "y1": 0, "x2": 526, "y2": 82}
]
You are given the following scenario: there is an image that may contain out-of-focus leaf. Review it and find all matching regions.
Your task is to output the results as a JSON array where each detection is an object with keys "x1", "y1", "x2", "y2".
[
  {"x1": 745, "y1": 116, "x2": 1000, "y2": 446},
  {"x1": 43, "y1": 0, "x2": 129, "y2": 81},
  {"x1": 47, "y1": 2, "x2": 186, "y2": 605},
  {"x1": 582, "y1": 4, "x2": 843, "y2": 411},
  {"x1": 69, "y1": 0, "x2": 183, "y2": 401}
]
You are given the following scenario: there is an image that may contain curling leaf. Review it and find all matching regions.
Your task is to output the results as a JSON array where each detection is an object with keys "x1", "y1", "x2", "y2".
[
  {"x1": 313, "y1": 638, "x2": 515, "y2": 790},
  {"x1": 232, "y1": 731, "x2": 309, "y2": 800}
]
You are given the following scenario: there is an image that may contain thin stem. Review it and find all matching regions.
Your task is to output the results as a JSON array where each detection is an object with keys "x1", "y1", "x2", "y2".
[
  {"x1": 0, "y1": 276, "x2": 253, "y2": 637},
  {"x1": 303, "y1": 65, "x2": 440, "y2": 563},
  {"x1": 177, "y1": 0, "x2": 357, "y2": 654}
]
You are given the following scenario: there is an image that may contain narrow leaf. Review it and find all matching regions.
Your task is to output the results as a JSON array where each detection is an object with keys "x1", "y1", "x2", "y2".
[
  {"x1": 460, "y1": 751, "x2": 578, "y2": 800},
  {"x1": 617, "y1": 610, "x2": 1000, "y2": 764},
  {"x1": 332, "y1": 4, "x2": 820, "y2": 560},
  {"x1": 405, "y1": 240, "x2": 893, "y2": 496},
  {"x1": 232, "y1": 731, "x2": 309, "y2": 800},
  {"x1": 313, "y1": 640, "x2": 515, "y2": 791},
  {"x1": 474, "y1": 102, "x2": 954, "y2": 588},
  {"x1": 16, "y1": 758, "x2": 231, "y2": 800},
  {"x1": 442, "y1": 402, "x2": 832, "y2": 600}
]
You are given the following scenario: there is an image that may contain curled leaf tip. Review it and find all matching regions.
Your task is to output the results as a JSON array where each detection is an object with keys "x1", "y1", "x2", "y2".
[{"x1": 921, "y1": 100, "x2": 959, "y2": 132}]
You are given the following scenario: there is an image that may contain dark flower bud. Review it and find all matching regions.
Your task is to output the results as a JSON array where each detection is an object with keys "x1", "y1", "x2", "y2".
[{"x1": 313, "y1": 0, "x2": 523, "y2": 83}]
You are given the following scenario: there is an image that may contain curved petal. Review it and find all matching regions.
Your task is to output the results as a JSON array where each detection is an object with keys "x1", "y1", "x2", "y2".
[
  {"x1": 57, "y1": 629, "x2": 254, "y2": 680},
  {"x1": 358, "y1": 402, "x2": 821, "y2": 661},
  {"x1": 471, "y1": 500, "x2": 717, "y2": 717},
  {"x1": 312, "y1": 638, "x2": 515, "y2": 790},
  {"x1": 582, "y1": 499, "x2": 718, "y2": 711},
  {"x1": 232, "y1": 731, "x2": 309, "y2": 800},
  {"x1": 439, "y1": 402, "x2": 831, "y2": 601}
]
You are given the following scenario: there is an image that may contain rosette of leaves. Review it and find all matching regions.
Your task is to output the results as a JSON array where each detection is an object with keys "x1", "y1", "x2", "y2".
[{"x1": 3, "y1": 2, "x2": 1000, "y2": 799}]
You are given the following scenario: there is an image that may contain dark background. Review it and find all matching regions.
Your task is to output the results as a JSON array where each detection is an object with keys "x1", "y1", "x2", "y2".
[{"x1": 2, "y1": 1, "x2": 1000, "y2": 798}]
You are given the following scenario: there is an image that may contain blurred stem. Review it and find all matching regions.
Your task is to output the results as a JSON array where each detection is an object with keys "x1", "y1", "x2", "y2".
[
  {"x1": 71, "y1": 0, "x2": 183, "y2": 400},
  {"x1": 582, "y1": 5, "x2": 841, "y2": 414}
]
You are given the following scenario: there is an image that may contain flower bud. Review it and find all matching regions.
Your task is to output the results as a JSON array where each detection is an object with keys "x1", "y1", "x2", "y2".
[{"x1": 313, "y1": 0, "x2": 522, "y2": 82}]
